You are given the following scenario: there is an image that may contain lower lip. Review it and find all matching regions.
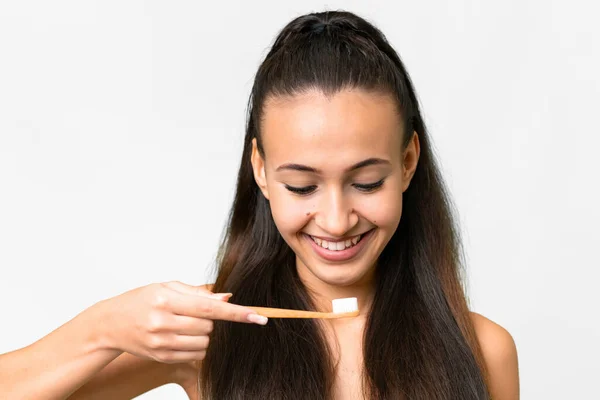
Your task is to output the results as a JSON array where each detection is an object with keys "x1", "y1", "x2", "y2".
[{"x1": 304, "y1": 229, "x2": 374, "y2": 262}]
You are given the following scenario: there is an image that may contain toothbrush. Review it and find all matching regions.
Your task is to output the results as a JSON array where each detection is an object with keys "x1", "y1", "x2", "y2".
[{"x1": 246, "y1": 297, "x2": 359, "y2": 319}]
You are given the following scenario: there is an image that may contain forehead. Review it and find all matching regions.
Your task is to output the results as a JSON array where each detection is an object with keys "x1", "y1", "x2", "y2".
[{"x1": 260, "y1": 88, "x2": 403, "y2": 170}]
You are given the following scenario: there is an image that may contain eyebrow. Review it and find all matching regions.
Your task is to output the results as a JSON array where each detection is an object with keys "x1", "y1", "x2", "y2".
[{"x1": 275, "y1": 157, "x2": 391, "y2": 174}]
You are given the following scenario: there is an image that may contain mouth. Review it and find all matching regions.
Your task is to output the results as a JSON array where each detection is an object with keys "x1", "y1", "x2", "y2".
[
  {"x1": 303, "y1": 229, "x2": 375, "y2": 262},
  {"x1": 308, "y1": 233, "x2": 364, "y2": 251}
]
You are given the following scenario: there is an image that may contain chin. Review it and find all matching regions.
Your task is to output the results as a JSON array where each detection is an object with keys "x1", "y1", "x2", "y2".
[{"x1": 305, "y1": 262, "x2": 374, "y2": 288}]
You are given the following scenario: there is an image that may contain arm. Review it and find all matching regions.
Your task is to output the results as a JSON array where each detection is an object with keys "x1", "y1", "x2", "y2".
[
  {"x1": 1, "y1": 282, "x2": 255, "y2": 400},
  {"x1": 0, "y1": 301, "x2": 122, "y2": 399},
  {"x1": 470, "y1": 312, "x2": 520, "y2": 400},
  {"x1": 69, "y1": 284, "x2": 216, "y2": 399},
  {"x1": 67, "y1": 352, "x2": 190, "y2": 400},
  {"x1": 0, "y1": 301, "x2": 194, "y2": 400}
]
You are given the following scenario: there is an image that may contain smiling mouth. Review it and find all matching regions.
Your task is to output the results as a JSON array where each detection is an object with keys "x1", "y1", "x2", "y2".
[{"x1": 308, "y1": 233, "x2": 365, "y2": 251}]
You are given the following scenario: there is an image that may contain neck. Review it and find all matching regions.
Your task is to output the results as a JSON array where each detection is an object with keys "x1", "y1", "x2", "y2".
[{"x1": 296, "y1": 257, "x2": 376, "y2": 318}]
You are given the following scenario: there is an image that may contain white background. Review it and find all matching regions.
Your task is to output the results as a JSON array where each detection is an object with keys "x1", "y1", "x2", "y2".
[{"x1": 1, "y1": 1, "x2": 598, "y2": 398}]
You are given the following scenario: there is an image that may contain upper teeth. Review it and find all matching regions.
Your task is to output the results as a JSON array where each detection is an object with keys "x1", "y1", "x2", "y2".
[{"x1": 311, "y1": 234, "x2": 361, "y2": 251}]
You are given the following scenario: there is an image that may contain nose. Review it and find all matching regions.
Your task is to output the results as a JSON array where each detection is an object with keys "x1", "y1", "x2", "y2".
[{"x1": 313, "y1": 188, "x2": 359, "y2": 238}]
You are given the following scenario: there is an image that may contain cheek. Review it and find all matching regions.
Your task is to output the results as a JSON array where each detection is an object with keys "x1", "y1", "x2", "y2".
[
  {"x1": 268, "y1": 190, "x2": 311, "y2": 236},
  {"x1": 358, "y1": 190, "x2": 403, "y2": 228}
]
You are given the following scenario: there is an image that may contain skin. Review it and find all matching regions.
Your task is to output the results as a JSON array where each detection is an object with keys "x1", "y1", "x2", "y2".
[
  {"x1": 249, "y1": 88, "x2": 519, "y2": 399},
  {"x1": 109, "y1": 88, "x2": 519, "y2": 399},
  {"x1": 0, "y1": 88, "x2": 518, "y2": 399},
  {"x1": 0, "y1": 281, "x2": 262, "y2": 399},
  {"x1": 251, "y1": 88, "x2": 411, "y2": 315},
  {"x1": 250, "y1": 88, "x2": 412, "y2": 398}
]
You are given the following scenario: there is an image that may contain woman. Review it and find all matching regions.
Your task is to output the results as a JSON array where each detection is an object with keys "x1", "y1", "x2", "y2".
[{"x1": 0, "y1": 10, "x2": 519, "y2": 400}]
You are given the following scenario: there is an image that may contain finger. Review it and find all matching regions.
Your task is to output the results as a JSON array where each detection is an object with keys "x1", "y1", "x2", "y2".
[
  {"x1": 172, "y1": 315, "x2": 214, "y2": 336},
  {"x1": 163, "y1": 281, "x2": 212, "y2": 296},
  {"x1": 163, "y1": 281, "x2": 232, "y2": 301},
  {"x1": 169, "y1": 291, "x2": 267, "y2": 325},
  {"x1": 172, "y1": 334, "x2": 210, "y2": 351},
  {"x1": 155, "y1": 350, "x2": 207, "y2": 364},
  {"x1": 211, "y1": 293, "x2": 233, "y2": 302}
]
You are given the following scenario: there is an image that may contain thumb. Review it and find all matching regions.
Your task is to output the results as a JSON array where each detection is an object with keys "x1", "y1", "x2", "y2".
[{"x1": 210, "y1": 292, "x2": 233, "y2": 302}]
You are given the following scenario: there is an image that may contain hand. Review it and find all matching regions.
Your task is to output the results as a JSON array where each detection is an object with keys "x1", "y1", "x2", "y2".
[{"x1": 96, "y1": 281, "x2": 266, "y2": 364}]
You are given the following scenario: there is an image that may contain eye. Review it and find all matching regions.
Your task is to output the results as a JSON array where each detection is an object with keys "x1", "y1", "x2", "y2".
[
  {"x1": 353, "y1": 178, "x2": 385, "y2": 192},
  {"x1": 285, "y1": 184, "x2": 317, "y2": 195}
]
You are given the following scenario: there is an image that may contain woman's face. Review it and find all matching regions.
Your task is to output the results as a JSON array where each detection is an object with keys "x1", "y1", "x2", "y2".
[{"x1": 251, "y1": 88, "x2": 419, "y2": 289}]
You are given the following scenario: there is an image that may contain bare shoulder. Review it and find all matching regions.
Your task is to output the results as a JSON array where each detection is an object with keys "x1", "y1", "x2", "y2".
[{"x1": 470, "y1": 312, "x2": 520, "y2": 399}]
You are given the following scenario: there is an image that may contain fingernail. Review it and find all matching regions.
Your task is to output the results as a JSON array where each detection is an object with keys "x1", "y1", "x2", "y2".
[{"x1": 247, "y1": 313, "x2": 268, "y2": 325}]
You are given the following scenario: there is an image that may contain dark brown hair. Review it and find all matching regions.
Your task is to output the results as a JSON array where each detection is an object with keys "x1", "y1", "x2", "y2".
[{"x1": 201, "y1": 10, "x2": 490, "y2": 399}]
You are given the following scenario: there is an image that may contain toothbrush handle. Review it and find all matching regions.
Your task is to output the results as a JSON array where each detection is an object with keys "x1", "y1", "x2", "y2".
[{"x1": 247, "y1": 306, "x2": 357, "y2": 319}]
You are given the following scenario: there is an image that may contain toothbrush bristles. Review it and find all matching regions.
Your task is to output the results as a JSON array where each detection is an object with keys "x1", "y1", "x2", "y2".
[{"x1": 331, "y1": 297, "x2": 359, "y2": 314}]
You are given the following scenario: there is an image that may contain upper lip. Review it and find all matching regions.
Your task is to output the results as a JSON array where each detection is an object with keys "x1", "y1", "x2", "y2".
[{"x1": 305, "y1": 230, "x2": 371, "y2": 242}]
